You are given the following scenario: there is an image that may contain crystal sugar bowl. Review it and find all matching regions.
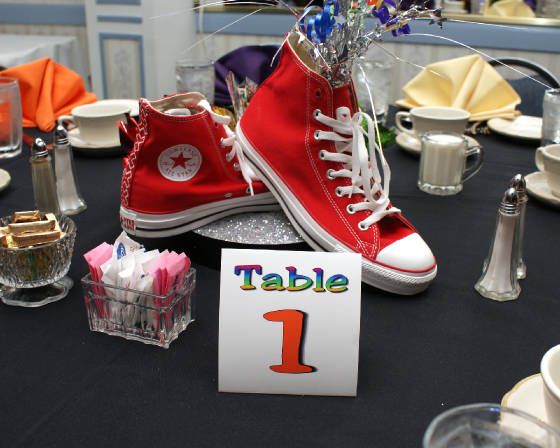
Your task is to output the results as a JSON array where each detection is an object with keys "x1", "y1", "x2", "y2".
[{"x1": 0, "y1": 215, "x2": 76, "y2": 307}]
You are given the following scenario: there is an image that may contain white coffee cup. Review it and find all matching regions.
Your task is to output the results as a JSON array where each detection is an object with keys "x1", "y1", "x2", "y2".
[
  {"x1": 396, "y1": 106, "x2": 470, "y2": 139},
  {"x1": 541, "y1": 344, "x2": 560, "y2": 429},
  {"x1": 58, "y1": 103, "x2": 130, "y2": 145},
  {"x1": 536, "y1": 144, "x2": 560, "y2": 198}
]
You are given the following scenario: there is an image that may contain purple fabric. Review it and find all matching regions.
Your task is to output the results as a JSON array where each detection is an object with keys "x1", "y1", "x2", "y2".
[
  {"x1": 214, "y1": 45, "x2": 280, "y2": 107},
  {"x1": 524, "y1": 0, "x2": 536, "y2": 10}
]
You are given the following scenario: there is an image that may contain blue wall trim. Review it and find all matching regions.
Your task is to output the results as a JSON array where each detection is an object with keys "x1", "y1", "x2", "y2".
[
  {"x1": 96, "y1": 0, "x2": 141, "y2": 5},
  {"x1": 97, "y1": 15, "x2": 143, "y2": 24},
  {"x1": 196, "y1": 13, "x2": 560, "y2": 53},
  {"x1": 0, "y1": 3, "x2": 86, "y2": 26},
  {"x1": 99, "y1": 33, "x2": 146, "y2": 98},
  {"x1": 0, "y1": 3, "x2": 555, "y2": 53}
]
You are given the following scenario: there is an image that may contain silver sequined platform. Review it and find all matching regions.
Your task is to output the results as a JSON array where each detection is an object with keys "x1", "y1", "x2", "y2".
[{"x1": 193, "y1": 211, "x2": 304, "y2": 245}]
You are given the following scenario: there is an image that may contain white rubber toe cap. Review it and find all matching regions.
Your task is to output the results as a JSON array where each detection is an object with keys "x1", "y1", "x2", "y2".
[{"x1": 375, "y1": 233, "x2": 436, "y2": 273}]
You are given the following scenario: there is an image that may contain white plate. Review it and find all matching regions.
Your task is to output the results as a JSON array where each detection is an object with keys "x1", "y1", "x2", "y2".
[
  {"x1": 0, "y1": 168, "x2": 10, "y2": 192},
  {"x1": 526, "y1": 171, "x2": 560, "y2": 208},
  {"x1": 396, "y1": 132, "x2": 480, "y2": 155},
  {"x1": 488, "y1": 116, "x2": 542, "y2": 142},
  {"x1": 68, "y1": 127, "x2": 120, "y2": 149},
  {"x1": 94, "y1": 99, "x2": 139, "y2": 117},
  {"x1": 501, "y1": 374, "x2": 552, "y2": 428}
]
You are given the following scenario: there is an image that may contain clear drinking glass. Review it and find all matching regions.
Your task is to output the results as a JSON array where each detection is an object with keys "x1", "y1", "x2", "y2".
[
  {"x1": 352, "y1": 59, "x2": 393, "y2": 124},
  {"x1": 542, "y1": 89, "x2": 560, "y2": 146},
  {"x1": 423, "y1": 403, "x2": 560, "y2": 448},
  {"x1": 418, "y1": 132, "x2": 484, "y2": 196},
  {"x1": 0, "y1": 77, "x2": 22, "y2": 159},
  {"x1": 537, "y1": 0, "x2": 560, "y2": 18},
  {"x1": 176, "y1": 58, "x2": 215, "y2": 103}
]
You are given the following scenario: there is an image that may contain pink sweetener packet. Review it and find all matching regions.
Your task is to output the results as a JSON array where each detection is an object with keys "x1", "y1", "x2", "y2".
[
  {"x1": 83, "y1": 242, "x2": 113, "y2": 317},
  {"x1": 167, "y1": 252, "x2": 191, "y2": 293},
  {"x1": 84, "y1": 243, "x2": 113, "y2": 286},
  {"x1": 158, "y1": 252, "x2": 190, "y2": 329},
  {"x1": 151, "y1": 252, "x2": 187, "y2": 297},
  {"x1": 148, "y1": 251, "x2": 170, "y2": 295}
]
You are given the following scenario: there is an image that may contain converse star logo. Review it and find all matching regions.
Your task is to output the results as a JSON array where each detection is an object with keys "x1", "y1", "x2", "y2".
[{"x1": 157, "y1": 144, "x2": 202, "y2": 182}]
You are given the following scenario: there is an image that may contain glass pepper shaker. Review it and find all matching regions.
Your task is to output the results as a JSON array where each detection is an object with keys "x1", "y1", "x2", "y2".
[
  {"x1": 475, "y1": 187, "x2": 521, "y2": 302},
  {"x1": 509, "y1": 174, "x2": 527, "y2": 280},
  {"x1": 30, "y1": 138, "x2": 60, "y2": 214},
  {"x1": 53, "y1": 125, "x2": 87, "y2": 215}
]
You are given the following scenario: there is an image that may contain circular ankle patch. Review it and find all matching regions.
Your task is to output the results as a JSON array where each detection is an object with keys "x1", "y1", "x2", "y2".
[{"x1": 157, "y1": 144, "x2": 202, "y2": 182}]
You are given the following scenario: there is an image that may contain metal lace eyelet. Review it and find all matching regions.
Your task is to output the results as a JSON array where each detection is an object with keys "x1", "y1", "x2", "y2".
[
  {"x1": 314, "y1": 130, "x2": 321, "y2": 140},
  {"x1": 233, "y1": 162, "x2": 240, "y2": 170},
  {"x1": 326, "y1": 169, "x2": 335, "y2": 180},
  {"x1": 347, "y1": 204, "x2": 356, "y2": 214},
  {"x1": 313, "y1": 109, "x2": 321, "y2": 119},
  {"x1": 318, "y1": 150, "x2": 326, "y2": 160},
  {"x1": 335, "y1": 187, "x2": 343, "y2": 197},
  {"x1": 358, "y1": 222, "x2": 369, "y2": 231},
  {"x1": 245, "y1": 187, "x2": 251, "y2": 194},
  {"x1": 226, "y1": 153, "x2": 233, "y2": 162}
]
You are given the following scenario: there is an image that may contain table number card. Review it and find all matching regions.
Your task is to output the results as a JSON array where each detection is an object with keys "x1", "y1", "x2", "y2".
[{"x1": 218, "y1": 249, "x2": 362, "y2": 396}]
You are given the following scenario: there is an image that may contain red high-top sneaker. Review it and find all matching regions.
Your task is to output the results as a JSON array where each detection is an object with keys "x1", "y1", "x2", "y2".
[
  {"x1": 237, "y1": 33, "x2": 437, "y2": 295},
  {"x1": 120, "y1": 92, "x2": 277, "y2": 237}
]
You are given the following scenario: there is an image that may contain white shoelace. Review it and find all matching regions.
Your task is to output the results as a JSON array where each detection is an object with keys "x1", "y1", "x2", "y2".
[
  {"x1": 200, "y1": 100, "x2": 255, "y2": 195},
  {"x1": 314, "y1": 107, "x2": 400, "y2": 230}
]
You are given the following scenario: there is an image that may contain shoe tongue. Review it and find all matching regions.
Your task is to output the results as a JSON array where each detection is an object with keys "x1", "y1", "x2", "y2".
[
  {"x1": 285, "y1": 31, "x2": 359, "y2": 113},
  {"x1": 333, "y1": 84, "x2": 359, "y2": 114}
]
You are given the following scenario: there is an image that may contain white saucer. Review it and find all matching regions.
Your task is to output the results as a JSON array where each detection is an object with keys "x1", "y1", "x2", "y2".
[
  {"x1": 502, "y1": 374, "x2": 552, "y2": 428},
  {"x1": 68, "y1": 127, "x2": 120, "y2": 149},
  {"x1": 93, "y1": 99, "x2": 139, "y2": 117},
  {"x1": 0, "y1": 168, "x2": 10, "y2": 192},
  {"x1": 396, "y1": 132, "x2": 480, "y2": 155},
  {"x1": 488, "y1": 115, "x2": 542, "y2": 142},
  {"x1": 526, "y1": 171, "x2": 560, "y2": 208}
]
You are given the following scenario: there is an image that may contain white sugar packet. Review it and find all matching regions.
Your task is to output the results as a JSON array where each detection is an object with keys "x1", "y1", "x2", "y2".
[{"x1": 113, "y1": 231, "x2": 143, "y2": 260}]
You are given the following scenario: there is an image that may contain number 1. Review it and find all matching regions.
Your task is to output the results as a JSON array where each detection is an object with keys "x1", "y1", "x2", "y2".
[{"x1": 263, "y1": 309, "x2": 315, "y2": 374}]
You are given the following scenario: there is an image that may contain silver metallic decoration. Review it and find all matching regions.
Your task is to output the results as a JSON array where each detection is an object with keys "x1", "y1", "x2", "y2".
[{"x1": 297, "y1": 1, "x2": 446, "y2": 86}]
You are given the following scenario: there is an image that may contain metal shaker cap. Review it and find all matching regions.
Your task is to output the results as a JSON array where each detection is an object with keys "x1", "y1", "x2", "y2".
[
  {"x1": 509, "y1": 174, "x2": 528, "y2": 202},
  {"x1": 500, "y1": 187, "x2": 520, "y2": 215},
  {"x1": 54, "y1": 125, "x2": 69, "y2": 146},
  {"x1": 31, "y1": 138, "x2": 49, "y2": 158}
]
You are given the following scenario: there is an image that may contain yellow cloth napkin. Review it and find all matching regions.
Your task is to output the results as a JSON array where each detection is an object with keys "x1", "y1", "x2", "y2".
[
  {"x1": 485, "y1": 0, "x2": 535, "y2": 17},
  {"x1": 397, "y1": 54, "x2": 521, "y2": 121}
]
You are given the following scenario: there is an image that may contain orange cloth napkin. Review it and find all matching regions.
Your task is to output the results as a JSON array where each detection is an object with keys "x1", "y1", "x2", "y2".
[{"x1": 0, "y1": 58, "x2": 96, "y2": 132}]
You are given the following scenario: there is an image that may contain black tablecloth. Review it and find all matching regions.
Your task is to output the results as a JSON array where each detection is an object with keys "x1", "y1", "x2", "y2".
[{"x1": 1, "y1": 125, "x2": 559, "y2": 448}]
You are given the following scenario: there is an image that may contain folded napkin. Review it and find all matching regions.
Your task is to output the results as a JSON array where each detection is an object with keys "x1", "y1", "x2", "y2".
[
  {"x1": 0, "y1": 58, "x2": 96, "y2": 132},
  {"x1": 397, "y1": 54, "x2": 521, "y2": 122},
  {"x1": 485, "y1": 0, "x2": 535, "y2": 17}
]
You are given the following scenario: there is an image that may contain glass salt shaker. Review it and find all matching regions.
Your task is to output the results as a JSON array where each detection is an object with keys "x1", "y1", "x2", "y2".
[
  {"x1": 475, "y1": 187, "x2": 521, "y2": 302},
  {"x1": 53, "y1": 125, "x2": 87, "y2": 215},
  {"x1": 30, "y1": 138, "x2": 60, "y2": 214},
  {"x1": 509, "y1": 174, "x2": 527, "y2": 280}
]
